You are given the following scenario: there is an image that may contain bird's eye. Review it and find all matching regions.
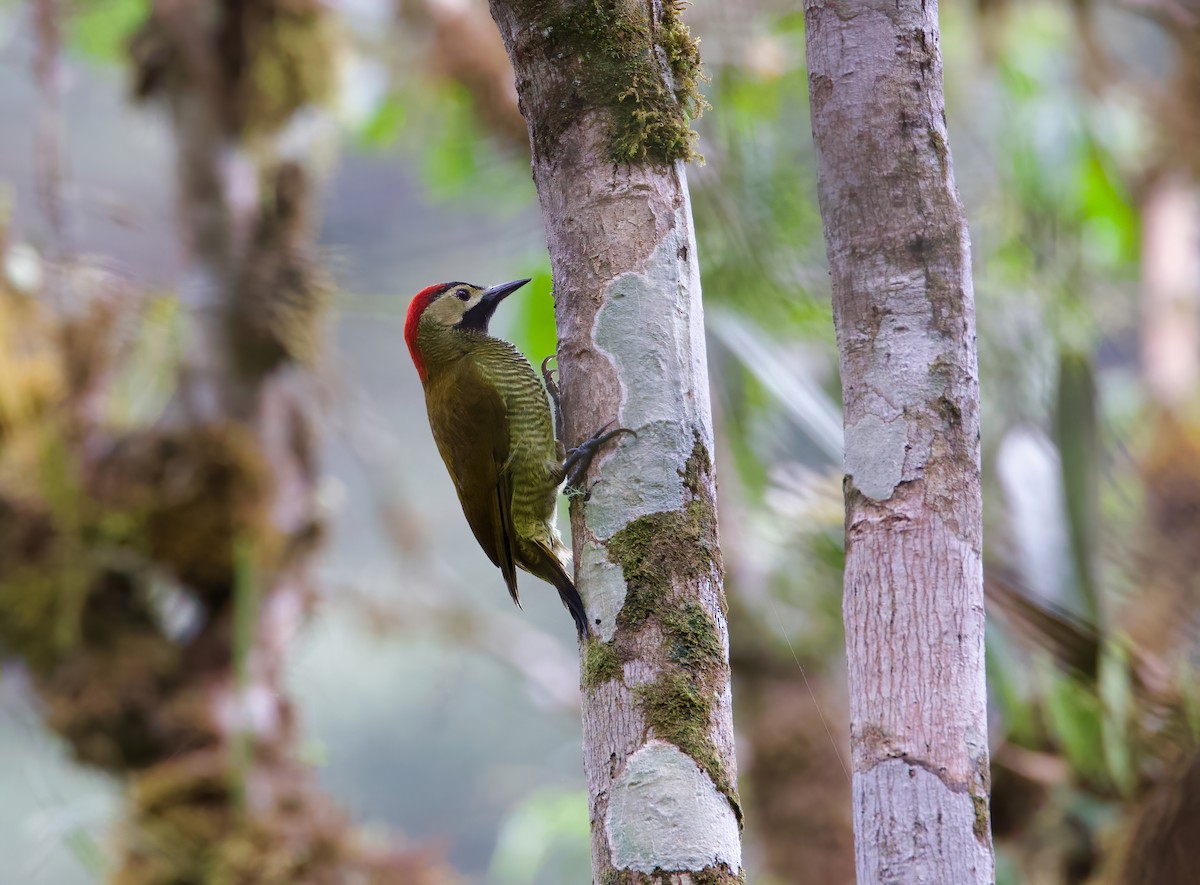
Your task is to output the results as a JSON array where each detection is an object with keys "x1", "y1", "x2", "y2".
[{"x1": 455, "y1": 288, "x2": 470, "y2": 301}]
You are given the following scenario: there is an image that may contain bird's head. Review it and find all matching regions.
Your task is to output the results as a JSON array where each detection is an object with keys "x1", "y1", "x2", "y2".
[{"x1": 404, "y1": 278, "x2": 530, "y2": 381}]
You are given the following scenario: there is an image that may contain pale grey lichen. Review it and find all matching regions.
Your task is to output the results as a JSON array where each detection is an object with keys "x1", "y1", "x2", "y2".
[
  {"x1": 860, "y1": 296, "x2": 947, "y2": 419},
  {"x1": 588, "y1": 201, "x2": 711, "y2": 543},
  {"x1": 606, "y1": 740, "x2": 742, "y2": 874},
  {"x1": 584, "y1": 420, "x2": 688, "y2": 542},
  {"x1": 844, "y1": 413, "x2": 907, "y2": 501},
  {"x1": 578, "y1": 542, "x2": 628, "y2": 642},
  {"x1": 843, "y1": 305, "x2": 956, "y2": 500},
  {"x1": 854, "y1": 758, "x2": 991, "y2": 881}
]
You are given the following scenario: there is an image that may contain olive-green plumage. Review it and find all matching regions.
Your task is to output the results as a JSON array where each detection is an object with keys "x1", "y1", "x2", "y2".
[{"x1": 405, "y1": 279, "x2": 589, "y2": 637}]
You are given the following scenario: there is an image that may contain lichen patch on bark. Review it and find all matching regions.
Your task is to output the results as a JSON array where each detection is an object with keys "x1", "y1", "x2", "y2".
[
  {"x1": 587, "y1": 226, "x2": 712, "y2": 540},
  {"x1": 579, "y1": 542, "x2": 629, "y2": 641},
  {"x1": 843, "y1": 413, "x2": 907, "y2": 501},
  {"x1": 853, "y1": 759, "x2": 993, "y2": 881},
  {"x1": 635, "y1": 674, "x2": 738, "y2": 820},
  {"x1": 606, "y1": 740, "x2": 741, "y2": 875},
  {"x1": 585, "y1": 420, "x2": 692, "y2": 541}
]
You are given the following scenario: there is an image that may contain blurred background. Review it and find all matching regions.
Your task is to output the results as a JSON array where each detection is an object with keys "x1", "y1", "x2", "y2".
[{"x1": 0, "y1": 0, "x2": 1198, "y2": 883}]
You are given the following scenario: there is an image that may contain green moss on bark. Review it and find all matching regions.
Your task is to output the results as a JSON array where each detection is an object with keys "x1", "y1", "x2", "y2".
[
  {"x1": 131, "y1": 0, "x2": 337, "y2": 140},
  {"x1": 582, "y1": 638, "x2": 623, "y2": 687},
  {"x1": 604, "y1": 443, "x2": 722, "y2": 669},
  {"x1": 599, "y1": 442, "x2": 739, "y2": 820},
  {"x1": 636, "y1": 673, "x2": 741, "y2": 824},
  {"x1": 608, "y1": 500, "x2": 717, "y2": 630},
  {"x1": 0, "y1": 421, "x2": 279, "y2": 770},
  {"x1": 90, "y1": 423, "x2": 276, "y2": 595},
  {"x1": 119, "y1": 753, "x2": 352, "y2": 884},
  {"x1": 636, "y1": 672, "x2": 711, "y2": 757},
  {"x1": 972, "y1": 792, "x2": 990, "y2": 843},
  {"x1": 506, "y1": 0, "x2": 705, "y2": 165},
  {"x1": 663, "y1": 601, "x2": 723, "y2": 669},
  {"x1": 605, "y1": 497, "x2": 727, "y2": 690},
  {"x1": 690, "y1": 867, "x2": 747, "y2": 885},
  {"x1": 971, "y1": 752, "x2": 993, "y2": 844},
  {"x1": 241, "y1": 6, "x2": 337, "y2": 137}
]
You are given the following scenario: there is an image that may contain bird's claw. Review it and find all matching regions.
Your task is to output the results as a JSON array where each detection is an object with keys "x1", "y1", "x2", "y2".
[
  {"x1": 563, "y1": 423, "x2": 637, "y2": 492},
  {"x1": 540, "y1": 355, "x2": 560, "y2": 404},
  {"x1": 542, "y1": 356, "x2": 636, "y2": 493},
  {"x1": 541, "y1": 355, "x2": 565, "y2": 443}
]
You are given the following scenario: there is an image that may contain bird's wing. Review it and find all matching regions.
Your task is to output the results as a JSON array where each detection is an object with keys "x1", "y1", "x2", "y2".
[
  {"x1": 493, "y1": 467, "x2": 520, "y2": 606},
  {"x1": 426, "y1": 359, "x2": 521, "y2": 605}
]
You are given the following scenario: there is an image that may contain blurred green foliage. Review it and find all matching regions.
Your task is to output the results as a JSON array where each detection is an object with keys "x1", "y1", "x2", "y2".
[
  {"x1": 509, "y1": 264, "x2": 557, "y2": 365},
  {"x1": 691, "y1": 54, "x2": 832, "y2": 340},
  {"x1": 487, "y1": 788, "x2": 590, "y2": 885},
  {"x1": 67, "y1": 0, "x2": 148, "y2": 61},
  {"x1": 358, "y1": 95, "x2": 407, "y2": 150},
  {"x1": 355, "y1": 80, "x2": 535, "y2": 211}
]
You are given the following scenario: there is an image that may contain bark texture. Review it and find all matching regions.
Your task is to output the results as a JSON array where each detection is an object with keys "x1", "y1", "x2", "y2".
[
  {"x1": 804, "y1": 2, "x2": 994, "y2": 882},
  {"x1": 487, "y1": 2, "x2": 742, "y2": 881}
]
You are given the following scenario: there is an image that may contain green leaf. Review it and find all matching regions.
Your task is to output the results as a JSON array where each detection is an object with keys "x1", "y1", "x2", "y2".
[
  {"x1": 68, "y1": 0, "x2": 149, "y2": 63},
  {"x1": 1077, "y1": 139, "x2": 1139, "y2": 268},
  {"x1": 1054, "y1": 351, "x2": 1101, "y2": 623},
  {"x1": 772, "y1": 10, "x2": 806, "y2": 34},
  {"x1": 1097, "y1": 641, "x2": 1136, "y2": 797},
  {"x1": 1043, "y1": 670, "x2": 1107, "y2": 786},
  {"x1": 509, "y1": 262, "x2": 557, "y2": 366},
  {"x1": 357, "y1": 95, "x2": 407, "y2": 149}
]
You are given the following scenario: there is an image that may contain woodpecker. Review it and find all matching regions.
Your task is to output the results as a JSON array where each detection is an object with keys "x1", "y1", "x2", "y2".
[{"x1": 405, "y1": 279, "x2": 629, "y2": 638}]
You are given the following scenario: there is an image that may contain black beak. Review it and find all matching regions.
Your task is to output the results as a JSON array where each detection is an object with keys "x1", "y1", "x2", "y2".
[
  {"x1": 459, "y1": 278, "x2": 531, "y2": 333},
  {"x1": 482, "y1": 278, "x2": 531, "y2": 304}
]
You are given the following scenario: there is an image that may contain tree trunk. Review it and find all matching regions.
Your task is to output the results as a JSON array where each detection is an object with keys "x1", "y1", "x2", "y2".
[
  {"x1": 804, "y1": 2, "x2": 994, "y2": 882},
  {"x1": 1140, "y1": 173, "x2": 1199, "y2": 410},
  {"x1": 486, "y1": 2, "x2": 742, "y2": 881},
  {"x1": 0, "y1": 2, "x2": 453, "y2": 881},
  {"x1": 116, "y1": 2, "x2": 442, "y2": 878}
]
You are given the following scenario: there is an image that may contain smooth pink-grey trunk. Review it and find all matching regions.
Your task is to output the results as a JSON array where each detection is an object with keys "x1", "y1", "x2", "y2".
[{"x1": 805, "y1": 1, "x2": 995, "y2": 881}]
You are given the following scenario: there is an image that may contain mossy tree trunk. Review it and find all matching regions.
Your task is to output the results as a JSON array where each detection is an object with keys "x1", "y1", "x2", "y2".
[
  {"x1": 804, "y1": 1, "x2": 995, "y2": 882},
  {"x1": 113, "y1": 2, "x2": 448, "y2": 880},
  {"x1": 0, "y1": 2, "x2": 453, "y2": 882},
  {"x1": 486, "y1": 1, "x2": 742, "y2": 881}
]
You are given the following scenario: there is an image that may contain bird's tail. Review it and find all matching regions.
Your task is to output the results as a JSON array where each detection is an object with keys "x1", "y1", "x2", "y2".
[{"x1": 533, "y1": 542, "x2": 590, "y2": 639}]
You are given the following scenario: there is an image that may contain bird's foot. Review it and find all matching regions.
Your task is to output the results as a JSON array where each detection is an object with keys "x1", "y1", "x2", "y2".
[
  {"x1": 541, "y1": 355, "x2": 561, "y2": 406},
  {"x1": 563, "y1": 422, "x2": 637, "y2": 494}
]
